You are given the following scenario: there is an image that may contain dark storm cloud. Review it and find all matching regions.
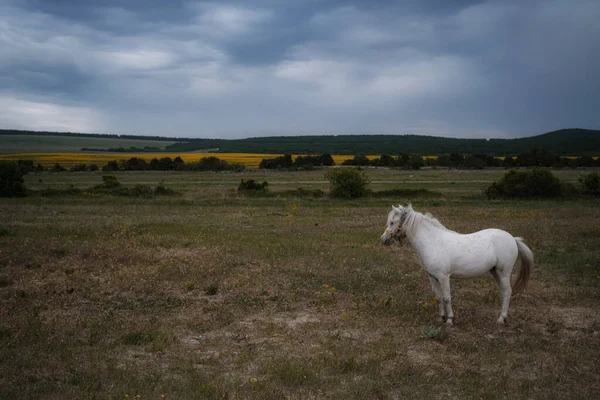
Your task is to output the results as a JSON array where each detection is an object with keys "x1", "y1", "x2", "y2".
[{"x1": 0, "y1": 0, "x2": 598, "y2": 137}]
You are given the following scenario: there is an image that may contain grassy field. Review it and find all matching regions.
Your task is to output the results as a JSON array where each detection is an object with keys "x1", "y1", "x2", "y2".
[
  {"x1": 1, "y1": 168, "x2": 599, "y2": 399},
  {"x1": 0, "y1": 135, "x2": 178, "y2": 153}
]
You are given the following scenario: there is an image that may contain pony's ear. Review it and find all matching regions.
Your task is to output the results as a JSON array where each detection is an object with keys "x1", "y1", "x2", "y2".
[{"x1": 392, "y1": 205, "x2": 400, "y2": 212}]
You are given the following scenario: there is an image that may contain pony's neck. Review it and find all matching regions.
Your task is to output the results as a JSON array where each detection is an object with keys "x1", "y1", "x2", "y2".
[{"x1": 402, "y1": 209, "x2": 439, "y2": 245}]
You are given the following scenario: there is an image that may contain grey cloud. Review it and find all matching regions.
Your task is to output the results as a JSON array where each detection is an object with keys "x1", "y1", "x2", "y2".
[{"x1": 0, "y1": 0, "x2": 598, "y2": 138}]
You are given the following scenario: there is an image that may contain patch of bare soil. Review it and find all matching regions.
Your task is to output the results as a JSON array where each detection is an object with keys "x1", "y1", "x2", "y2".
[{"x1": 550, "y1": 307, "x2": 600, "y2": 330}]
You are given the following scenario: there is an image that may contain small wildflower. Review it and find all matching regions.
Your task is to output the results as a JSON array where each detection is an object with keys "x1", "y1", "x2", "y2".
[
  {"x1": 249, "y1": 377, "x2": 258, "y2": 385},
  {"x1": 199, "y1": 347, "x2": 203, "y2": 351},
  {"x1": 585, "y1": 264, "x2": 591, "y2": 267},
  {"x1": 125, "y1": 395, "x2": 129, "y2": 399},
  {"x1": 160, "y1": 395, "x2": 165, "y2": 399}
]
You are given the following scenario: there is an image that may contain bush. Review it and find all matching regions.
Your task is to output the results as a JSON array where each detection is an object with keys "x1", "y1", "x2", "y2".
[
  {"x1": 101, "y1": 175, "x2": 120, "y2": 188},
  {"x1": 325, "y1": 168, "x2": 370, "y2": 198},
  {"x1": 70, "y1": 164, "x2": 88, "y2": 172},
  {"x1": 580, "y1": 172, "x2": 600, "y2": 195},
  {"x1": 485, "y1": 169, "x2": 562, "y2": 199},
  {"x1": 130, "y1": 184, "x2": 154, "y2": 198},
  {"x1": 0, "y1": 161, "x2": 27, "y2": 197},
  {"x1": 409, "y1": 155, "x2": 425, "y2": 170},
  {"x1": 102, "y1": 160, "x2": 119, "y2": 172},
  {"x1": 17, "y1": 160, "x2": 35, "y2": 172},
  {"x1": 154, "y1": 182, "x2": 178, "y2": 196},
  {"x1": 342, "y1": 155, "x2": 370, "y2": 166},
  {"x1": 51, "y1": 163, "x2": 67, "y2": 173},
  {"x1": 238, "y1": 179, "x2": 269, "y2": 193},
  {"x1": 259, "y1": 154, "x2": 293, "y2": 169}
]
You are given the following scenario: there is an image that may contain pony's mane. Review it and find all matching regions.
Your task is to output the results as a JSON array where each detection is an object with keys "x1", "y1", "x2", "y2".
[{"x1": 400, "y1": 204, "x2": 453, "y2": 236}]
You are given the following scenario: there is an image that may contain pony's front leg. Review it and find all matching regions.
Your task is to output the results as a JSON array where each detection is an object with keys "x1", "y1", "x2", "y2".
[
  {"x1": 437, "y1": 275, "x2": 454, "y2": 325},
  {"x1": 427, "y1": 274, "x2": 445, "y2": 322}
]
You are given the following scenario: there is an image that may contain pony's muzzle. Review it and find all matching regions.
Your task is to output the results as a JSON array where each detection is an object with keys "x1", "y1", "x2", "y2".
[{"x1": 381, "y1": 232, "x2": 393, "y2": 246}]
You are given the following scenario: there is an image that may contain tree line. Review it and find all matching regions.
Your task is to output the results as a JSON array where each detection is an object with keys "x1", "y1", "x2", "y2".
[
  {"x1": 12, "y1": 156, "x2": 244, "y2": 173},
  {"x1": 259, "y1": 150, "x2": 599, "y2": 170}
]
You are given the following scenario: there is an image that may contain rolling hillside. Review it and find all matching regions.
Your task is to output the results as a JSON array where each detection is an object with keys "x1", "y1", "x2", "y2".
[
  {"x1": 1, "y1": 128, "x2": 599, "y2": 155},
  {"x1": 165, "y1": 129, "x2": 600, "y2": 155}
]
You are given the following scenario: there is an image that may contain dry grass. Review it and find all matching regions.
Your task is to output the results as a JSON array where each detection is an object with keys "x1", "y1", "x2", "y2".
[{"x1": 1, "y1": 169, "x2": 599, "y2": 399}]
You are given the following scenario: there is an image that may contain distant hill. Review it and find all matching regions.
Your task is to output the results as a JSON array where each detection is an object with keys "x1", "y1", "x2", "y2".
[
  {"x1": 1, "y1": 128, "x2": 599, "y2": 155},
  {"x1": 165, "y1": 128, "x2": 600, "y2": 155},
  {"x1": 0, "y1": 130, "x2": 179, "y2": 153}
]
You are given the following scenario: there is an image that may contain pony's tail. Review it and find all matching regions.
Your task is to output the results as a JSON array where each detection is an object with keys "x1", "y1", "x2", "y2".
[{"x1": 513, "y1": 237, "x2": 533, "y2": 295}]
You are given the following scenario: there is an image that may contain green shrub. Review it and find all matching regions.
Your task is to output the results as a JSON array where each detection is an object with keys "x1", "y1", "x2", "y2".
[
  {"x1": 51, "y1": 163, "x2": 67, "y2": 173},
  {"x1": 325, "y1": 168, "x2": 370, "y2": 198},
  {"x1": 101, "y1": 175, "x2": 120, "y2": 188},
  {"x1": 0, "y1": 161, "x2": 27, "y2": 197},
  {"x1": 485, "y1": 169, "x2": 562, "y2": 199},
  {"x1": 154, "y1": 182, "x2": 178, "y2": 196},
  {"x1": 102, "y1": 160, "x2": 119, "y2": 172},
  {"x1": 410, "y1": 155, "x2": 425, "y2": 170},
  {"x1": 70, "y1": 164, "x2": 87, "y2": 172},
  {"x1": 130, "y1": 184, "x2": 154, "y2": 198},
  {"x1": 579, "y1": 172, "x2": 600, "y2": 195},
  {"x1": 420, "y1": 325, "x2": 445, "y2": 341},
  {"x1": 238, "y1": 179, "x2": 269, "y2": 193}
]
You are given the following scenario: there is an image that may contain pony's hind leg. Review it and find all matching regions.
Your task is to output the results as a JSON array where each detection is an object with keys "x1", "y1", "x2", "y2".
[
  {"x1": 490, "y1": 267, "x2": 512, "y2": 324},
  {"x1": 427, "y1": 274, "x2": 445, "y2": 322}
]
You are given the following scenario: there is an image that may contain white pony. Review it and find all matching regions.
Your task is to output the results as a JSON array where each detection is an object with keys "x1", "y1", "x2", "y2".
[{"x1": 381, "y1": 204, "x2": 533, "y2": 325}]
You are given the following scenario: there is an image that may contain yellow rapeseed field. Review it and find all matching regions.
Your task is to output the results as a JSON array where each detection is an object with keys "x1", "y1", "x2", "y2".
[
  {"x1": 3, "y1": 153, "x2": 553, "y2": 168},
  {"x1": 0, "y1": 152, "x2": 375, "y2": 169}
]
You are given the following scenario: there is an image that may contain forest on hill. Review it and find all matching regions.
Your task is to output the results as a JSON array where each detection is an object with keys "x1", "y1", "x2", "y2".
[
  {"x1": 165, "y1": 129, "x2": 600, "y2": 155},
  {"x1": 1, "y1": 128, "x2": 599, "y2": 156}
]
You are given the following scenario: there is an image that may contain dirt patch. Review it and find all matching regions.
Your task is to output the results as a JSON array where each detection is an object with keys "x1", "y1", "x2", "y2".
[
  {"x1": 156, "y1": 247, "x2": 213, "y2": 262},
  {"x1": 550, "y1": 307, "x2": 600, "y2": 330},
  {"x1": 272, "y1": 312, "x2": 321, "y2": 329}
]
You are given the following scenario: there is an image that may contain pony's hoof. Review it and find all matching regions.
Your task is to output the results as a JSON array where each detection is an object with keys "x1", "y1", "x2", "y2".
[
  {"x1": 496, "y1": 316, "x2": 506, "y2": 324},
  {"x1": 437, "y1": 316, "x2": 446, "y2": 324},
  {"x1": 445, "y1": 319, "x2": 453, "y2": 326}
]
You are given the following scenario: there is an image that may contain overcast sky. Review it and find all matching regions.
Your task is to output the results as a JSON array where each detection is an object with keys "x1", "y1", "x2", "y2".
[{"x1": 1, "y1": 0, "x2": 599, "y2": 139}]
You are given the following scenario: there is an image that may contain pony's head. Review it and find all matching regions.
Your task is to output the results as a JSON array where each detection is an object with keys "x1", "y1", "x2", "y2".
[{"x1": 380, "y1": 204, "x2": 408, "y2": 246}]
